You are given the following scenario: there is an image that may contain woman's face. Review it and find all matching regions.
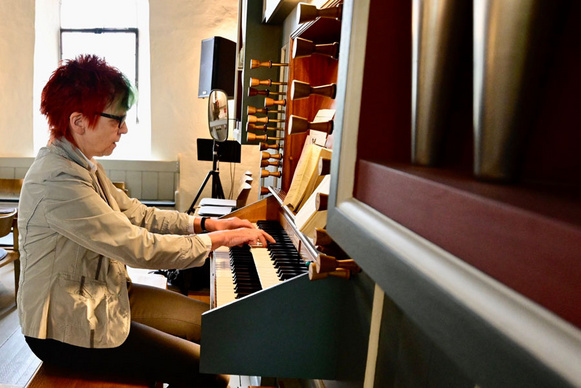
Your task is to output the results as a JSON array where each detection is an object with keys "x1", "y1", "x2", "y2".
[{"x1": 77, "y1": 106, "x2": 128, "y2": 159}]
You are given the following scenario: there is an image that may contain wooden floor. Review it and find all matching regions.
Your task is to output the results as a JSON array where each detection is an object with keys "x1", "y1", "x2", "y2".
[{"x1": 0, "y1": 262, "x2": 41, "y2": 388}]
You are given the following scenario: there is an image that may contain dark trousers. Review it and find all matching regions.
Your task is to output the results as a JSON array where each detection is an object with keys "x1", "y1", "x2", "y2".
[{"x1": 25, "y1": 283, "x2": 228, "y2": 387}]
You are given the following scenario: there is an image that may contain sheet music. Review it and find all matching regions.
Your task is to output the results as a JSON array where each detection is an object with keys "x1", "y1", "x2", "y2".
[
  {"x1": 295, "y1": 174, "x2": 331, "y2": 240},
  {"x1": 309, "y1": 109, "x2": 336, "y2": 147},
  {"x1": 309, "y1": 130, "x2": 328, "y2": 147},
  {"x1": 313, "y1": 109, "x2": 336, "y2": 122},
  {"x1": 282, "y1": 143, "x2": 332, "y2": 213},
  {"x1": 198, "y1": 206, "x2": 233, "y2": 217},
  {"x1": 199, "y1": 198, "x2": 237, "y2": 207}
]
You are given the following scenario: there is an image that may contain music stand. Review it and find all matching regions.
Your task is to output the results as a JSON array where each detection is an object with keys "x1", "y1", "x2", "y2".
[{"x1": 187, "y1": 140, "x2": 223, "y2": 215}]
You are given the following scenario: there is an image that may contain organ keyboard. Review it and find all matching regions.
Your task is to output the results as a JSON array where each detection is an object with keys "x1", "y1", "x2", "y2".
[
  {"x1": 213, "y1": 220, "x2": 308, "y2": 307},
  {"x1": 209, "y1": 193, "x2": 317, "y2": 308},
  {"x1": 201, "y1": 191, "x2": 372, "y2": 381}
]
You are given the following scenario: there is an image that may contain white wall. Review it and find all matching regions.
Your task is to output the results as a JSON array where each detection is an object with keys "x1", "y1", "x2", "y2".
[
  {"x1": 0, "y1": 0, "x2": 261, "y2": 211},
  {"x1": 149, "y1": 0, "x2": 260, "y2": 210},
  {"x1": 0, "y1": 0, "x2": 35, "y2": 157}
]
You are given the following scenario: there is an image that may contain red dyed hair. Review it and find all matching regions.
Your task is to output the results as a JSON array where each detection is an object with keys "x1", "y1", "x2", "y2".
[{"x1": 40, "y1": 54, "x2": 135, "y2": 145}]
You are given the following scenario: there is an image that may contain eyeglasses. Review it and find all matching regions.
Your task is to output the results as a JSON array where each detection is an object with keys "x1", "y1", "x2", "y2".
[{"x1": 98, "y1": 112, "x2": 127, "y2": 129}]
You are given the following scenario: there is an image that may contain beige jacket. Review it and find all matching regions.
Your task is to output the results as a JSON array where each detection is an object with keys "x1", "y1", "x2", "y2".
[{"x1": 17, "y1": 138, "x2": 209, "y2": 348}]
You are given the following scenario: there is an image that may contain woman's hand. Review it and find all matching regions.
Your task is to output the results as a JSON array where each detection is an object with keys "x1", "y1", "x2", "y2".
[
  {"x1": 208, "y1": 228, "x2": 276, "y2": 251},
  {"x1": 205, "y1": 217, "x2": 254, "y2": 232}
]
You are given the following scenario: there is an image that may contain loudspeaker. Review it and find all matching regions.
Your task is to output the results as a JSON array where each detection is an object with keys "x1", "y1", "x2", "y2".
[{"x1": 198, "y1": 36, "x2": 236, "y2": 98}]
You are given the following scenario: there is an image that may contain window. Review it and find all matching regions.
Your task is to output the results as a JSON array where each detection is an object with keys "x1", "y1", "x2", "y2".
[
  {"x1": 60, "y1": 29, "x2": 139, "y2": 92},
  {"x1": 34, "y1": 0, "x2": 151, "y2": 160}
]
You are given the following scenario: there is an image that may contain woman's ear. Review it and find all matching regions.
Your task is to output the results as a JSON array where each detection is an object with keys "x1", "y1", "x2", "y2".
[{"x1": 69, "y1": 112, "x2": 87, "y2": 135}]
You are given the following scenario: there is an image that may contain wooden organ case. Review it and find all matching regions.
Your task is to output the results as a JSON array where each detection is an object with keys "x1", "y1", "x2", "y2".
[{"x1": 328, "y1": 1, "x2": 581, "y2": 388}]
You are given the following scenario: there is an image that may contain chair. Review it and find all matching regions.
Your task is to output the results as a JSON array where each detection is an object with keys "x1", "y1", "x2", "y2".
[
  {"x1": 0, "y1": 207, "x2": 19, "y2": 304},
  {"x1": 0, "y1": 178, "x2": 22, "y2": 304},
  {"x1": 112, "y1": 181, "x2": 130, "y2": 196},
  {"x1": 0, "y1": 178, "x2": 23, "y2": 202}
]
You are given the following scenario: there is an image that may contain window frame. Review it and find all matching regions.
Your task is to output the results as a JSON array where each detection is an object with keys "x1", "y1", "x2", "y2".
[{"x1": 59, "y1": 27, "x2": 140, "y2": 91}]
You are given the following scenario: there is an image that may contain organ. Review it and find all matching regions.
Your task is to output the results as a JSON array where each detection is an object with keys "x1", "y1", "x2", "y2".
[
  {"x1": 248, "y1": 87, "x2": 286, "y2": 97},
  {"x1": 259, "y1": 142, "x2": 280, "y2": 151},
  {"x1": 246, "y1": 133, "x2": 283, "y2": 142},
  {"x1": 261, "y1": 151, "x2": 281, "y2": 160},
  {"x1": 260, "y1": 169, "x2": 281, "y2": 178},
  {"x1": 246, "y1": 123, "x2": 284, "y2": 133},
  {"x1": 213, "y1": 219, "x2": 307, "y2": 306},
  {"x1": 249, "y1": 78, "x2": 287, "y2": 87},
  {"x1": 263, "y1": 97, "x2": 286, "y2": 107},
  {"x1": 202, "y1": 0, "x2": 581, "y2": 387},
  {"x1": 297, "y1": 2, "x2": 342, "y2": 23},
  {"x1": 260, "y1": 159, "x2": 281, "y2": 168},
  {"x1": 288, "y1": 115, "x2": 333, "y2": 134},
  {"x1": 247, "y1": 115, "x2": 285, "y2": 124},
  {"x1": 201, "y1": 194, "x2": 371, "y2": 381},
  {"x1": 250, "y1": 59, "x2": 288, "y2": 69},
  {"x1": 247, "y1": 106, "x2": 284, "y2": 115},
  {"x1": 292, "y1": 37, "x2": 339, "y2": 60},
  {"x1": 290, "y1": 80, "x2": 337, "y2": 100},
  {"x1": 200, "y1": 1, "x2": 363, "y2": 384}
]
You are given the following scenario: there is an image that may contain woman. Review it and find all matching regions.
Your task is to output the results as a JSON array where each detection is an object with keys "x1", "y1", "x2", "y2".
[{"x1": 17, "y1": 54, "x2": 274, "y2": 387}]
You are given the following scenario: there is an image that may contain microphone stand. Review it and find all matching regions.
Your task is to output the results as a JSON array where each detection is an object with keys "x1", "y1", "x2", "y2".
[{"x1": 187, "y1": 139, "x2": 225, "y2": 215}]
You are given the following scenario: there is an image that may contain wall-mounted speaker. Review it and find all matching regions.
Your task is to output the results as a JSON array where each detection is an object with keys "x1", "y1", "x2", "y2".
[{"x1": 198, "y1": 36, "x2": 236, "y2": 98}]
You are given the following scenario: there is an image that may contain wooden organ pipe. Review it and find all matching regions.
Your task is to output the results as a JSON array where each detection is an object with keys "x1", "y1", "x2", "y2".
[
  {"x1": 314, "y1": 228, "x2": 349, "y2": 259},
  {"x1": 315, "y1": 193, "x2": 329, "y2": 211},
  {"x1": 261, "y1": 151, "x2": 282, "y2": 160},
  {"x1": 259, "y1": 142, "x2": 280, "y2": 151},
  {"x1": 261, "y1": 159, "x2": 281, "y2": 168},
  {"x1": 318, "y1": 156, "x2": 332, "y2": 175},
  {"x1": 298, "y1": 3, "x2": 342, "y2": 24},
  {"x1": 315, "y1": 253, "x2": 360, "y2": 274},
  {"x1": 250, "y1": 59, "x2": 289, "y2": 69},
  {"x1": 250, "y1": 78, "x2": 287, "y2": 87},
  {"x1": 291, "y1": 80, "x2": 337, "y2": 100},
  {"x1": 265, "y1": 97, "x2": 287, "y2": 107},
  {"x1": 261, "y1": 169, "x2": 282, "y2": 178},
  {"x1": 288, "y1": 115, "x2": 334, "y2": 134},
  {"x1": 314, "y1": 228, "x2": 333, "y2": 246},
  {"x1": 248, "y1": 106, "x2": 284, "y2": 115},
  {"x1": 293, "y1": 37, "x2": 339, "y2": 60},
  {"x1": 248, "y1": 87, "x2": 285, "y2": 97},
  {"x1": 248, "y1": 115, "x2": 285, "y2": 124},
  {"x1": 247, "y1": 123, "x2": 284, "y2": 133},
  {"x1": 247, "y1": 133, "x2": 284, "y2": 142},
  {"x1": 308, "y1": 262, "x2": 350, "y2": 281},
  {"x1": 316, "y1": 244, "x2": 349, "y2": 260}
]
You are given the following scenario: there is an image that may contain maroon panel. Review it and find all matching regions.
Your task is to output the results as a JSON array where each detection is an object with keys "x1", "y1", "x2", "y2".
[
  {"x1": 521, "y1": 1, "x2": 581, "y2": 186},
  {"x1": 355, "y1": 160, "x2": 581, "y2": 328},
  {"x1": 356, "y1": 0, "x2": 412, "y2": 166}
]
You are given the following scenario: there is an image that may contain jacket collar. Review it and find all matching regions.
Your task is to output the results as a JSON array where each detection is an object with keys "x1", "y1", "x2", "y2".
[
  {"x1": 47, "y1": 137, "x2": 116, "y2": 208},
  {"x1": 48, "y1": 137, "x2": 95, "y2": 172}
]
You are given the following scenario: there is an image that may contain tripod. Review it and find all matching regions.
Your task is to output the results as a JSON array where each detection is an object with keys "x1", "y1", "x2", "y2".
[{"x1": 187, "y1": 140, "x2": 225, "y2": 215}]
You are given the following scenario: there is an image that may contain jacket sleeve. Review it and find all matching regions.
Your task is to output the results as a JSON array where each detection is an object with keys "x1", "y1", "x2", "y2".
[{"x1": 42, "y1": 168, "x2": 208, "y2": 270}]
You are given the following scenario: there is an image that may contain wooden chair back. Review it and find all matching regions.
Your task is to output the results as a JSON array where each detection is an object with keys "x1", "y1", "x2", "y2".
[
  {"x1": 0, "y1": 208, "x2": 17, "y2": 238},
  {"x1": 0, "y1": 178, "x2": 23, "y2": 200}
]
